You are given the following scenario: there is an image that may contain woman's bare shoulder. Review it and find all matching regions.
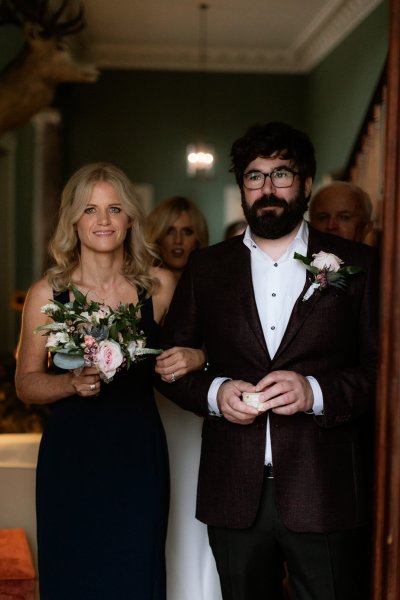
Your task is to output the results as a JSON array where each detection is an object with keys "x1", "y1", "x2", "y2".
[
  {"x1": 24, "y1": 277, "x2": 54, "y2": 312},
  {"x1": 19, "y1": 277, "x2": 55, "y2": 337},
  {"x1": 27, "y1": 277, "x2": 53, "y2": 299},
  {"x1": 150, "y1": 266, "x2": 176, "y2": 291}
]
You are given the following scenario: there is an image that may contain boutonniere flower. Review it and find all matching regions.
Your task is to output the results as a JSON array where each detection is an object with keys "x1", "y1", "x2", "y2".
[{"x1": 294, "y1": 250, "x2": 362, "y2": 301}]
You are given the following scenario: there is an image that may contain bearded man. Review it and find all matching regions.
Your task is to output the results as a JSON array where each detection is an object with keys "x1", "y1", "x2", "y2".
[{"x1": 157, "y1": 122, "x2": 378, "y2": 600}]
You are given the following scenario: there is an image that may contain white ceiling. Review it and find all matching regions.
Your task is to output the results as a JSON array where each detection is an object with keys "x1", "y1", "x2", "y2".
[{"x1": 79, "y1": 0, "x2": 383, "y2": 74}]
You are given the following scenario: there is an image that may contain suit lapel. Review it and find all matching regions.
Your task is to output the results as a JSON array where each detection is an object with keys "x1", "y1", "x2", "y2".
[
  {"x1": 234, "y1": 242, "x2": 271, "y2": 360},
  {"x1": 231, "y1": 226, "x2": 335, "y2": 364},
  {"x1": 271, "y1": 226, "x2": 323, "y2": 364}
]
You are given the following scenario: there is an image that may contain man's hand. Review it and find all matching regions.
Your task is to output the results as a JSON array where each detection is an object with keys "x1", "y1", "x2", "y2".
[
  {"x1": 217, "y1": 380, "x2": 260, "y2": 424},
  {"x1": 255, "y1": 370, "x2": 314, "y2": 415}
]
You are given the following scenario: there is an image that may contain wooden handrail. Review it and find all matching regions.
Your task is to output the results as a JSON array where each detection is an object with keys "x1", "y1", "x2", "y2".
[
  {"x1": 343, "y1": 62, "x2": 387, "y2": 182},
  {"x1": 341, "y1": 61, "x2": 387, "y2": 239}
]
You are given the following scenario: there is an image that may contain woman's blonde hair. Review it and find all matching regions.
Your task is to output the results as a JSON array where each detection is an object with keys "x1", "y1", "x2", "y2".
[
  {"x1": 146, "y1": 196, "x2": 209, "y2": 253},
  {"x1": 46, "y1": 162, "x2": 159, "y2": 294}
]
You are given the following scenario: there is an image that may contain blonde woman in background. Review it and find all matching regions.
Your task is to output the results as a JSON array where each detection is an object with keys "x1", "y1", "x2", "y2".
[
  {"x1": 147, "y1": 196, "x2": 209, "y2": 385},
  {"x1": 147, "y1": 196, "x2": 222, "y2": 600},
  {"x1": 146, "y1": 195, "x2": 208, "y2": 281}
]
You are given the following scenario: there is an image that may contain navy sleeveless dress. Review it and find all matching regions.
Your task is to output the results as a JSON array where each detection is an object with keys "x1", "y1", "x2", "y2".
[{"x1": 36, "y1": 291, "x2": 169, "y2": 599}]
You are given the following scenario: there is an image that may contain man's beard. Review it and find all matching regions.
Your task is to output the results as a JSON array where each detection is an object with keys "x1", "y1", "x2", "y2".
[{"x1": 241, "y1": 187, "x2": 309, "y2": 240}]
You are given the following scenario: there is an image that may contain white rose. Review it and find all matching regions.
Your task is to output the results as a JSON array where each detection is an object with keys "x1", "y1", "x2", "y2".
[
  {"x1": 311, "y1": 251, "x2": 343, "y2": 272},
  {"x1": 46, "y1": 331, "x2": 69, "y2": 348},
  {"x1": 41, "y1": 303, "x2": 59, "y2": 315},
  {"x1": 96, "y1": 339, "x2": 124, "y2": 380}
]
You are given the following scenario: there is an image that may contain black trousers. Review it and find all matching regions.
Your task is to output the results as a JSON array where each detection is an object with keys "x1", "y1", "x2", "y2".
[{"x1": 208, "y1": 477, "x2": 371, "y2": 600}]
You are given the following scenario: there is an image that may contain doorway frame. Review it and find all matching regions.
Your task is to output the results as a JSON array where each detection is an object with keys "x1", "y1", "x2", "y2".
[{"x1": 372, "y1": 0, "x2": 400, "y2": 597}]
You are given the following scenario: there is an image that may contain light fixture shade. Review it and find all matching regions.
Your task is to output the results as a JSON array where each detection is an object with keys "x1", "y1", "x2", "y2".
[{"x1": 186, "y1": 143, "x2": 215, "y2": 177}]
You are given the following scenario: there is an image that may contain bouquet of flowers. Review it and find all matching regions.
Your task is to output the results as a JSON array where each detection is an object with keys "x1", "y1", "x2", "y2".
[{"x1": 35, "y1": 284, "x2": 161, "y2": 382}]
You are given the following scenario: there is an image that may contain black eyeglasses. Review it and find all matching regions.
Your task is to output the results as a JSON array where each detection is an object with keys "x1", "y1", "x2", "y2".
[{"x1": 243, "y1": 167, "x2": 300, "y2": 190}]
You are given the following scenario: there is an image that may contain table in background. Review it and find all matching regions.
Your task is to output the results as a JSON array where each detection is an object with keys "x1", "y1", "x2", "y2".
[{"x1": 0, "y1": 433, "x2": 41, "y2": 573}]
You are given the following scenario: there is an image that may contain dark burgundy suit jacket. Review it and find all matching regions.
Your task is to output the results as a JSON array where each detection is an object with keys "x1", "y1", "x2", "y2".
[{"x1": 157, "y1": 224, "x2": 379, "y2": 533}]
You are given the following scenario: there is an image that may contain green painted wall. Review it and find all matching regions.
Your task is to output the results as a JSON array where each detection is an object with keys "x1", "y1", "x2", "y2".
[
  {"x1": 0, "y1": 27, "x2": 35, "y2": 291},
  {"x1": 15, "y1": 125, "x2": 36, "y2": 288},
  {"x1": 307, "y1": 1, "x2": 388, "y2": 184},
  {"x1": 0, "y1": 0, "x2": 389, "y2": 276},
  {"x1": 60, "y1": 71, "x2": 306, "y2": 243},
  {"x1": 59, "y1": 2, "x2": 388, "y2": 243}
]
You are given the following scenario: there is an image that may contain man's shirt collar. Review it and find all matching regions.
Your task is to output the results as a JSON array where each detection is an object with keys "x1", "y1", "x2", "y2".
[{"x1": 243, "y1": 219, "x2": 309, "y2": 258}]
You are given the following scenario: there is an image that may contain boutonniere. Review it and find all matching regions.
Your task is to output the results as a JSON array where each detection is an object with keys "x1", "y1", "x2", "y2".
[{"x1": 294, "y1": 250, "x2": 362, "y2": 301}]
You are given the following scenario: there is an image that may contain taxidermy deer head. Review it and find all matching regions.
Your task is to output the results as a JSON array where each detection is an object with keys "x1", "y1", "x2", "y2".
[{"x1": 0, "y1": 0, "x2": 98, "y2": 137}]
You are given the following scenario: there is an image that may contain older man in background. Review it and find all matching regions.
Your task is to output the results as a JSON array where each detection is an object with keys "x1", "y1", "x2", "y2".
[{"x1": 309, "y1": 181, "x2": 373, "y2": 243}]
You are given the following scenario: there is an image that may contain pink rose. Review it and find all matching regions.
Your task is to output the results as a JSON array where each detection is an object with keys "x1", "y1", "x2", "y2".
[
  {"x1": 96, "y1": 339, "x2": 124, "y2": 381},
  {"x1": 83, "y1": 335, "x2": 97, "y2": 348}
]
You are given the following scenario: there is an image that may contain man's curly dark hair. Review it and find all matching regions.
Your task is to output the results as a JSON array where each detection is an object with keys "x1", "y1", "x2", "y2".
[{"x1": 230, "y1": 121, "x2": 316, "y2": 189}]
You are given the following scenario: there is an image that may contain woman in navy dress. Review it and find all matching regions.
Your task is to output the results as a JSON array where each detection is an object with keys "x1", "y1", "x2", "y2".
[{"x1": 15, "y1": 163, "x2": 202, "y2": 599}]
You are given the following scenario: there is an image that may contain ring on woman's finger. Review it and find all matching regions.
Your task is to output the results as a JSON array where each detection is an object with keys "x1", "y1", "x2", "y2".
[
  {"x1": 89, "y1": 383, "x2": 96, "y2": 391},
  {"x1": 170, "y1": 372, "x2": 176, "y2": 383}
]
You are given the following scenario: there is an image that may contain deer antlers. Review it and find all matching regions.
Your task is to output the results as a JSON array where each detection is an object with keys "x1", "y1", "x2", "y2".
[
  {"x1": 0, "y1": 0, "x2": 98, "y2": 137},
  {"x1": 0, "y1": 0, "x2": 85, "y2": 38}
]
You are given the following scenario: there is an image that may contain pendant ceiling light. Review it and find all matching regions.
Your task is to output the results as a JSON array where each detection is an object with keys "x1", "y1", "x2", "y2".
[{"x1": 186, "y1": 3, "x2": 215, "y2": 178}]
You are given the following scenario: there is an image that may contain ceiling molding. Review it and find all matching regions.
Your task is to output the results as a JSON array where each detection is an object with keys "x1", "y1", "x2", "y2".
[
  {"x1": 87, "y1": 43, "x2": 298, "y2": 74},
  {"x1": 296, "y1": 0, "x2": 384, "y2": 72},
  {"x1": 85, "y1": 0, "x2": 383, "y2": 74}
]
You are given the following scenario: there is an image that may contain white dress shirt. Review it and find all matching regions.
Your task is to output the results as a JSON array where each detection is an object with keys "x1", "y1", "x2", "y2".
[{"x1": 208, "y1": 220, "x2": 323, "y2": 464}]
